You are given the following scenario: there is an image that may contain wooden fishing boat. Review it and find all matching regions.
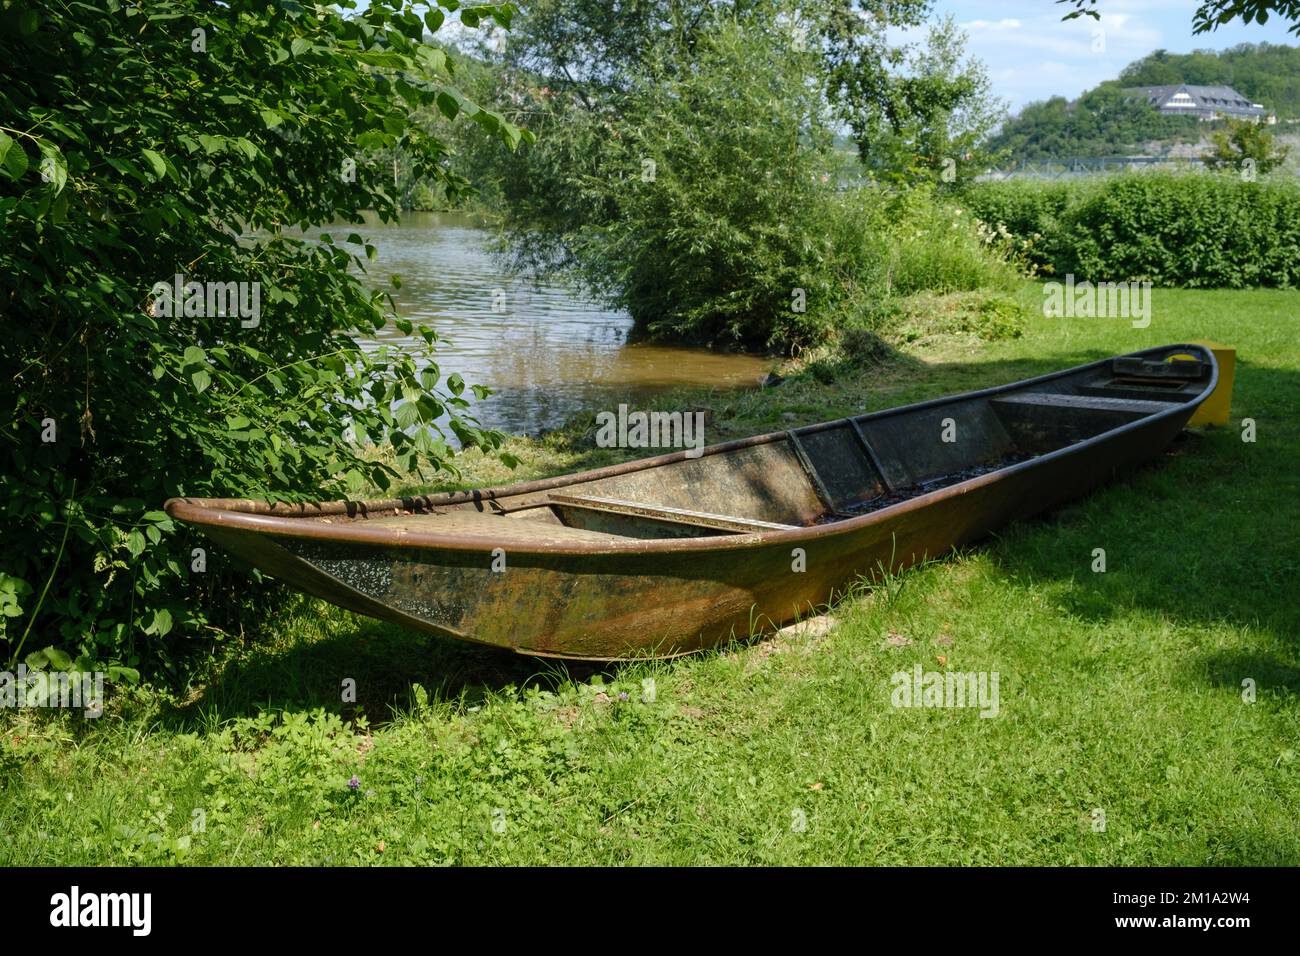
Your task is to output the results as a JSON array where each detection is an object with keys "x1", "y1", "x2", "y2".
[{"x1": 165, "y1": 344, "x2": 1220, "y2": 660}]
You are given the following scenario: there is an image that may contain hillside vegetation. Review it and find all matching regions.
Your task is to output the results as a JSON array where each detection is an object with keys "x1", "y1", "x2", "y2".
[
  {"x1": 988, "y1": 43, "x2": 1300, "y2": 161},
  {"x1": 1120, "y1": 44, "x2": 1300, "y2": 120}
]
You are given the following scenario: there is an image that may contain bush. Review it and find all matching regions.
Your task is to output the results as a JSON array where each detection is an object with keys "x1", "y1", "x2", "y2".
[
  {"x1": 0, "y1": 1, "x2": 526, "y2": 681},
  {"x1": 962, "y1": 173, "x2": 1300, "y2": 287},
  {"x1": 557, "y1": 18, "x2": 864, "y2": 352},
  {"x1": 957, "y1": 179, "x2": 1085, "y2": 274},
  {"x1": 1063, "y1": 173, "x2": 1300, "y2": 287}
]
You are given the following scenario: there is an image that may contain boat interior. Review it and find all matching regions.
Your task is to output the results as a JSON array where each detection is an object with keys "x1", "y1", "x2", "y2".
[{"x1": 318, "y1": 348, "x2": 1213, "y2": 545}]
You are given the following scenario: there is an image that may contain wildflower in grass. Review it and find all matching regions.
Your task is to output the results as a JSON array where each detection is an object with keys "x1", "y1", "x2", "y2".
[
  {"x1": 618, "y1": 692, "x2": 630, "y2": 702},
  {"x1": 347, "y1": 775, "x2": 360, "y2": 791}
]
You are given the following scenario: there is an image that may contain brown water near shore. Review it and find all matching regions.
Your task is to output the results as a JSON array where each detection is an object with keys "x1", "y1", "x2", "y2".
[{"x1": 346, "y1": 211, "x2": 772, "y2": 436}]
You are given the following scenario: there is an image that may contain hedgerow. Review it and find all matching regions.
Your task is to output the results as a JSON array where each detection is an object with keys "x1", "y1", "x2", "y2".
[{"x1": 962, "y1": 172, "x2": 1300, "y2": 287}]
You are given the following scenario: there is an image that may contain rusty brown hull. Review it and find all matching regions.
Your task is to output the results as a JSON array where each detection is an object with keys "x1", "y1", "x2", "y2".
[{"x1": 166, "y1": 344, "x2": 1218, "y2": 659}]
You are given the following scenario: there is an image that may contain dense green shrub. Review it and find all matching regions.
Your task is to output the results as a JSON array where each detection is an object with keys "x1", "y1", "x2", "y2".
[
  {"x1": 0, "y1": 1, "x2": 526, "y2": 680},
  {"x1": 955, "y1": 179, "x2": 1085, "y2": 274},
  {"x1": 1064, "y1": 173, "x2": 1300, "y2": 287},
  {"x1": 962, "y1": 173, "x2": 1300, "y2": 287},
  {"x1": 535, "y1": 19, "x2": 852, "y2": 351}
]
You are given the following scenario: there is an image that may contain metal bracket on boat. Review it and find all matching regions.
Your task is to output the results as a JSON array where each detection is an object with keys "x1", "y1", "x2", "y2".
[
  {"x1": 846, "y1": 417, "x2": 894, "y2": 492},
  {"x1": 785, "y1": 429, "x2": 854, "y2": 518}
]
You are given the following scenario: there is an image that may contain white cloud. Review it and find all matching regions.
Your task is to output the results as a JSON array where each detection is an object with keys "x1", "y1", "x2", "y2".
[{"x1": 960, "y1": 18, "x2": 1023, "y2": 31}]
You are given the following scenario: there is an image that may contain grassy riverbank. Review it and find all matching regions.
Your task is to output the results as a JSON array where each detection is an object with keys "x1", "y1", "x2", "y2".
[{"x1": 3, "y1": 282, "x2": 1298, "y2": 865}]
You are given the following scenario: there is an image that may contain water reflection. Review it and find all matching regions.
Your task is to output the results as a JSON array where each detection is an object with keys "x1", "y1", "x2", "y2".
[{"x1": 344, "y1": 211, "x2": 771, "y2": 436}]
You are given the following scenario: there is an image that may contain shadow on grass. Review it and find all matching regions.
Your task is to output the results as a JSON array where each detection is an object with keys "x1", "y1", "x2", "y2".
[
  {"x1": 797, "y1": 351, "x2": 1300, "y2": 693},
  {"x1": 161, "y1": 600, "x2": 622, "y2": 731},
  {"x1": 1197, "y1": 831, "x2": 1300, "y2": 867},
  {"x1": 1191, "y1": 650, "x2": 1300, "y2": 695},
  {"x1": 981, "y1": 358, "x2": 1300, "y2": 688}
]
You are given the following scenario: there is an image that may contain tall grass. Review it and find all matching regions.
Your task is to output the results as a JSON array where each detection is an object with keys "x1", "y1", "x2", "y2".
[{"x1": 885, "y1": 190, "x2": 1022, "y2": 296}]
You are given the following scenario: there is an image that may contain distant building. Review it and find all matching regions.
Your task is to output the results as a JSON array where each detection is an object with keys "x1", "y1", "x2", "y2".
[{"x1": 1124, "y1": 84, "x2": 1276, "y2": 124}]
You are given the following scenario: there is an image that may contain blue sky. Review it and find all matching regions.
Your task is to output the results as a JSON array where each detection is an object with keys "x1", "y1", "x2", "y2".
[{"x1": 928, "y1": 0, "x2": 1297, "y2": 112}]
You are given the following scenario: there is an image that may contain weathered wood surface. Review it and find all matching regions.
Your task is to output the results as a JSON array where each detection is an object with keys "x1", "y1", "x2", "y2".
[{"x1": 166, "y1": 344, "x2": 1218, "y2": 659}]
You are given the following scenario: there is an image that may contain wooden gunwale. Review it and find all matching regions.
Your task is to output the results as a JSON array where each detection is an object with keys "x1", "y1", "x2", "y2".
[{"x1": 164, "y1": 344, "x2": 1219, "y2": 556}]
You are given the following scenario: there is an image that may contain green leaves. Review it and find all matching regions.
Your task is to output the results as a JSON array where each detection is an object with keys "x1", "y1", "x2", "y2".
[
  {"x1": 0, "y1": 130, "x2": 29, "y2": 180},
  {"x1": 126, "y1": 529, "x2": 147, "y2": 558},
  {"x1": 964, "y1": 173, "x2": 1300, "y2": 289},
  {"x1": 0, "y1": 0, "x2": 513, "y2": 682},
  {"x1": 458, "y1": 3, "x2": 515, "y2": 29},
  {"x1": 436, "y1": 88, "x2": 463, "y2": 121},
  {"x1": 0, "y1": 573, "x2": 32, "y2": 639},
  {"x1": 182, "y1": 345, "x2": 211, "y2": 394},
  {"x1": 108, "y1": 665, "x2": 141, "y2": 685},
  {"x1": 37, "y1": 140, "x2": 67, "y2": 193},
  {"x1": 143, "y1": 607, "x2": 172, "y2": 636},
  {"x1": 393, "y1": 400, "x2": 421, "y2": 428},
  {"x1": 140, "y1": 148, "x2": 167, "y2": 181},
  {"x1": 13, "y1": 7, "x2": 39, "y2": 37},
  {"x1": 43, "y1": 647, "x2": 73, "y2": 670}
]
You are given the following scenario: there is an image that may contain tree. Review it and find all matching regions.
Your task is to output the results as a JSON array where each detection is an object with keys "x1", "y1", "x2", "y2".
[
  {"x1": 0, "y1": 0, "x2": 528, "y2": 677},
  {"x1": 485, "y1": 0, "x2": 1001, "y2": 186},
  {"x1": 827, "y1": 12, "x2": 1004, "y2": 183},
  {"x1": 550, "y1": 17, "x2": 874, "y2": 350},
  {"x1": 1202, "y1": 118, "x2": 1291, "y2": 172},
  {"x1": 466, "y1": 0, "x2": 1003, "y2": 348}
]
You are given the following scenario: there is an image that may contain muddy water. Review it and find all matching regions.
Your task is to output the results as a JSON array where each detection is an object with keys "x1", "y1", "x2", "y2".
[{"x1": 348, "y1": 211, "x2": 772, "y2": 436}]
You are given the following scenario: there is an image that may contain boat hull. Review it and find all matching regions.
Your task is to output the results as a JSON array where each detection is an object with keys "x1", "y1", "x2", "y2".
[{"x1": 168, "y1": 345, "x2": 1216, "y2": 659}]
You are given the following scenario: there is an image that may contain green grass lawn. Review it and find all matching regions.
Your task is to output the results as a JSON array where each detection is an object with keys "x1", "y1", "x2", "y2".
[{"x1": 3, "y1": 283, "x2": 1298, "y2": 865}]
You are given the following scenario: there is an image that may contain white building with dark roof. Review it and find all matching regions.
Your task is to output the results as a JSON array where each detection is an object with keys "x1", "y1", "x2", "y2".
[{"x1": 1124, "y1": 84, "x2": 1276, "y2": 123}]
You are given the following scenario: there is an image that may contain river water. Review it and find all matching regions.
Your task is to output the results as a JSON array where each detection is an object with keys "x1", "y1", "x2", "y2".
[{"x1": 349, "y1": 211, "x2": 771, "y2": 436}]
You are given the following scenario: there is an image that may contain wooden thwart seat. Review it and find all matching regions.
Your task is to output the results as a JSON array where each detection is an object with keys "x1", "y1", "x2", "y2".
[
  {"x1": 993, "y1": 392, "x2": 1181, "y2": 415},
  {"x1": 548, "y1": 493, "x2": 799, "y2": 534},
  {"x1": 360, "y1": 509, "x2": 628, "y2": 544}
]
